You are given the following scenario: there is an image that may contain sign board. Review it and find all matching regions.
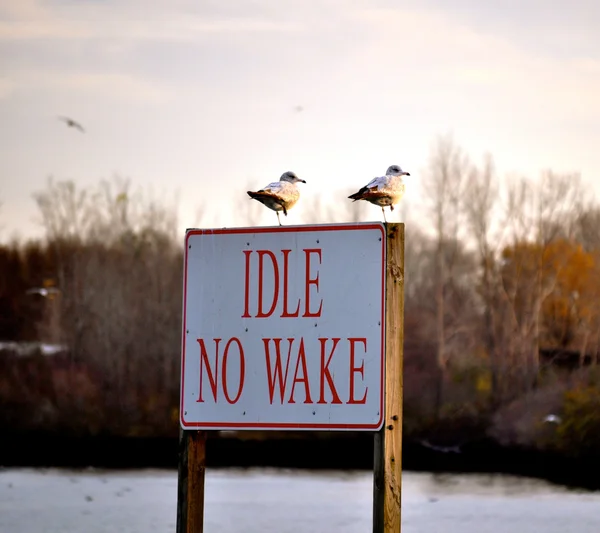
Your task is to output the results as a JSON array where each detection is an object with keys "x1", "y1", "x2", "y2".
[{"x1": 180, "y1": 223, "x2": 386, "y2": 431}]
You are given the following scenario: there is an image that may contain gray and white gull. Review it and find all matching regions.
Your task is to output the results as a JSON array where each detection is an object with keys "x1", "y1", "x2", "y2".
[
  {"x1": 348, "y1": 165, "x2": 410, "y2": 222},
  {"x1": 247, "y1": 171, "x2": 306, "y2": 226}
]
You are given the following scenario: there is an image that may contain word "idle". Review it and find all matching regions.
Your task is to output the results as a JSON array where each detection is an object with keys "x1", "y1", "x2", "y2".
[{"x1": 242, "y1": 248, "x2": 323, "y2": 319}]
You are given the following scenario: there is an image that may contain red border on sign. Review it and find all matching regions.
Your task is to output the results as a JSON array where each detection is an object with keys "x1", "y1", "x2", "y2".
[{"x1": 180, "y1": 223, "x2": 386, "y2": 430}]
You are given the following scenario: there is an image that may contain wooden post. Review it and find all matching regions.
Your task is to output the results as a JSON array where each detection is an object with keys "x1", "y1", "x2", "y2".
[
  {"x1": 176, "y1": 429, "x2": 207, "y2": 533},
  {"x1": 373, "y1": 222, "x2": 404, "y2": 533}
]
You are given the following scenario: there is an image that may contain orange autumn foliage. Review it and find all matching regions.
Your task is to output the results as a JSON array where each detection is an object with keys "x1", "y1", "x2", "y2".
[{"x1": 501, "y1": 239, "x2": 598, "y2": 348}]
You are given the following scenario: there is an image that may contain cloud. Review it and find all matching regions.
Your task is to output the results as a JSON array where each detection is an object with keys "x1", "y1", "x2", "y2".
[
  {"x1": 6, "y1": 68, "x2": 174, "y2": 104},
  {"x1": 51, "y1": 72, "x2": 173, "y2": 104},
  {"x1": 0, "y1": 20, "x2": 86, "y2": 40},
  {"x1": 0, "y1": 78, "x2": 16, "y2": 99},
  {"x1": 341, "y1": 6, "x2": 600, "y2": 125},
  {"x1": 0, "y1": 0, "x2": 303, "y2": 43},
  {"x1": 0, "y1": 0, "x2": 598, "y2": 205},
  {"x1": 3, "y1": 0, "x2": 599, "y2": 121},
  {"x1": 367, "y1": 0, "x2": 600, "y2": 59}
]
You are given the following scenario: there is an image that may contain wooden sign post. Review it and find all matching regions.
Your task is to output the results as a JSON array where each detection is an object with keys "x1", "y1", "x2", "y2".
[
  {"x1": 176, "y1": 429, "x2": 206, "y2": 533},
  {"x1": 177, "y1": 222, "x2": 404, "y2": 533},
  {"x1": 373, "y1": 223, "x2": 404, "y2": 532}
]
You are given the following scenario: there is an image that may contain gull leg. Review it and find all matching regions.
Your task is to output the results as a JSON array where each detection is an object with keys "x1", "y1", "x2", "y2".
[
  {"x1": 382, "y1": 206, "x2": 387, "y2": 223},
  {"x1": 276, "y1": 211, "x2": 282, "y2": 226}
]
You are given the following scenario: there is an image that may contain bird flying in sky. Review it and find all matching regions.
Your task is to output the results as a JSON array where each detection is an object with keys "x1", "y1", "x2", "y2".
[
  {"x1": 348, "y1": 165, "x2": 410, "y2": 222},
  {"x1": 247, "y1": 171, "x2": 306, "y2": 226},
  {"x1": 58, "y1": 116, "x2": 85, "y2": 133}
]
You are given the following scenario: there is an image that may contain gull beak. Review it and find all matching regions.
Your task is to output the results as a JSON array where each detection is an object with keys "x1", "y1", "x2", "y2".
[
  {"x1": 301, "y1": 179, "x2": 307, "y2": 183},
  {"x1": 404, "y1": 172, "x2": 410, "y2": 176}
]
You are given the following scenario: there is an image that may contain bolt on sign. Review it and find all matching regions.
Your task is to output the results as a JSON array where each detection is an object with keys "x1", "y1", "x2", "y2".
[{"x1": 180, "y1": 222, "x2": 386, "y2": 431}]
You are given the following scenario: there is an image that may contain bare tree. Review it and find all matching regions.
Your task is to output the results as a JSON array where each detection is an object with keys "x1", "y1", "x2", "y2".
[
  {"x1": 422, "y1": 134, "x2": 471, "y2": 415},
  {"x1": 32, "y1": 176, "x2": 183, "y2": 435},
  {"x1": 497, "y1": 171, "x2": 586, "y2": 393},
  {"x1": 573, "y1": 206, "x2": 600, "y2": 251},
  {"x1": 299, "y1": 188, "x2": 371, "y2": 225},
  {"x1": 299, "y1": 194, "x2": 334, "y2": 225},
  {"x1": 33, "y1": 178, "x2": 98, "y2": 243},
  {"x1": 464, "y1": 154, "x2": 503, "y2": 405}
]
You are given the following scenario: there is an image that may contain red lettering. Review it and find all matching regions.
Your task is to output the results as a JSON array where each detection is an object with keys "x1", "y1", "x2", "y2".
[
  {"x1": 263, "y1": 338, "x2": 293, "y2": 404},
  {"x1": 242, "y1": 250, "x2": 252, "y2": 318},
  {"x1": 302, "y1": 249, "x2": 323, "y2": 317},
  {"x1": 317, "y1": 337, "x2": 342, "y2": 404},
  {"x1": 257, "y1": 250, "x2": 279, "y2": 318},
  {"x1": 347, "y1": 338, "x2": 368, "y2": 404},
  {"x1": 197, "y1": 338, "x2": 220, "y2": 403},
  {"x1": 222, "y1": 337, "x2": 245, "y2": 404},
  {"x1": 289, "y1": 338, "x2": 313, "y2": 404},
  {"x1": 281, "y1": 249, "x2": 300, "y2": 317}
]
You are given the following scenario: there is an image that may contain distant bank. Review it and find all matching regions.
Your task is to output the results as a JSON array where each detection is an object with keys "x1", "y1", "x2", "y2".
[{"x1": 1, "y1": 432, "x2": 599, "y2": 491}]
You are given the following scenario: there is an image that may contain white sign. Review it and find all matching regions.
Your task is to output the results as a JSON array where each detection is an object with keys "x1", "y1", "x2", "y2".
[{"x1": 180, "y1": 223, "x2": 386, "y2": 431}]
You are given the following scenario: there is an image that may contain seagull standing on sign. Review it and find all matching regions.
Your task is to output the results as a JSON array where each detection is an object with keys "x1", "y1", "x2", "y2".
[
  {"x1": 247, "y1": 171, "x2": 306, "y2": 226},
  {"x1": 348, "y1": 165, "x2": 410, "y2": 222}
]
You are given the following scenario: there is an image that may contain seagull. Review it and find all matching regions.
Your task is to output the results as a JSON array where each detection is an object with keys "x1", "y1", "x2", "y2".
[
  {"x1": 247, "y1": 171, "x2": 306, "y2": 226},
  {"x1": 348, "y1": 164, "x2": 410, "y2": 222},
  {"x1": 26, "y1": 287, "x2": 60, "y2": 298},
  {"x1": 543, "y1": 414, "x2": 562, "y2": 424},
  {"x1": 419, "y1": 439, "x2": 462, "y2": 454},
  {"x1": 58, "y1": 116, "x2": 85, "y2": 133}
]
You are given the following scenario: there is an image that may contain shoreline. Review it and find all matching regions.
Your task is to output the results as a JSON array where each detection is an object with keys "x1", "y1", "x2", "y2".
[{"x1": 2, "y1": 432, "x2": 599, "y2": 491}]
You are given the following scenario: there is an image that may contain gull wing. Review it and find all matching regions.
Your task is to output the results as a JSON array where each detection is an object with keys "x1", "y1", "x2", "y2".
[{"x1": 348, "y1": 175, "x2": 389, "y2": 200}]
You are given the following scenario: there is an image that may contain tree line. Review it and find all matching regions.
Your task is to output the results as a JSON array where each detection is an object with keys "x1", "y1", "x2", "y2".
[{"x1": 1, "y1": 135, "x2": 599, "y2": 457}]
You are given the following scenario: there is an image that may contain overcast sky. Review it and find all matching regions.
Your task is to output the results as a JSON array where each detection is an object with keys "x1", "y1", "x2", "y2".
[{"x1": 1, "y1": 0, "x2": 599, "y2": 241}]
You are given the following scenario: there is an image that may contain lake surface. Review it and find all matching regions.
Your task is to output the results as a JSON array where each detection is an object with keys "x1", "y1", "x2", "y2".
[{"x1": 1, "y1": 468, "x2": 599, "y2": 533}]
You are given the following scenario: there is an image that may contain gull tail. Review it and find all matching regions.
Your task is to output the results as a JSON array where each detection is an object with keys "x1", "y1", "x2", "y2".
[
  {"x1": 247, "y1": 190, "x2": 286, "y2": 213},
  {"x1": 248, "y1": 190, "x2": 275, "y2": 201},
  {"x1": 348, "y1": 188, "x2": 368, "y2": 202}
]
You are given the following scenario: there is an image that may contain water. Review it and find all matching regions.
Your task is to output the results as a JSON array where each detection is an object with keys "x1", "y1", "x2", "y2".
[{"x1": 1, "y1": 468, "x2": 599, "y2": 533}]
